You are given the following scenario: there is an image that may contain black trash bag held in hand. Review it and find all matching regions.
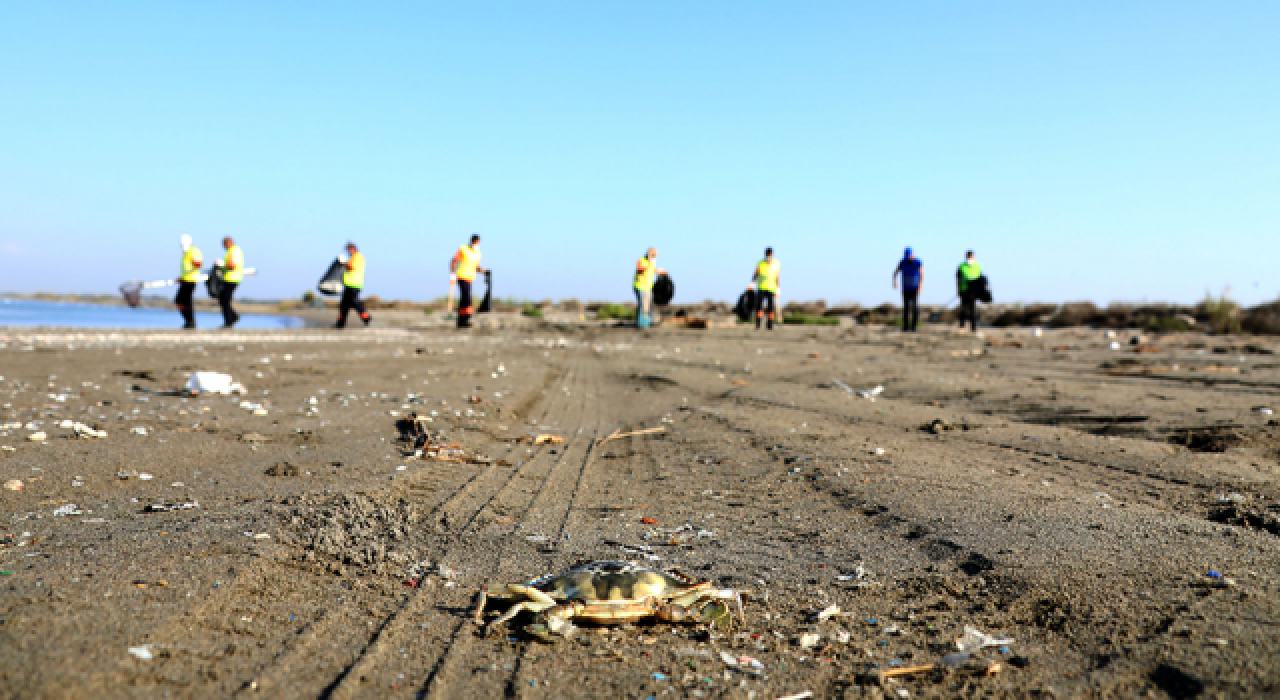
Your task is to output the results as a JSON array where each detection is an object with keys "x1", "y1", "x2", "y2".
[
  {"x1": 735, "y1": 289, "x2": 758, "y2": 322},
  {"x1": 317, "y1": 258, "x2": 345, "y2": 296},
  {"x1": 653, "y1": 274, "x2": 675, "y2": 306}
]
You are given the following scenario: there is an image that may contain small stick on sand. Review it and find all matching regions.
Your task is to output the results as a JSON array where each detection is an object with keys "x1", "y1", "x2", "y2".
[{"x1": 595, "y1": 426, "x2": 665, "y2": 447}]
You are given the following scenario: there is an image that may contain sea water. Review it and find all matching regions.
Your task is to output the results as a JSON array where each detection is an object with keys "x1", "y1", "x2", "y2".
[{"x1": 0, "y1": 298, "x2": 306, "y2": 329}]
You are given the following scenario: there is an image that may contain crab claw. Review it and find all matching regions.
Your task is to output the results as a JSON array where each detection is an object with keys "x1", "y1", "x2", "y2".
[{"x1": 696, "y1": 601, "x2": 731, "y2": 624}]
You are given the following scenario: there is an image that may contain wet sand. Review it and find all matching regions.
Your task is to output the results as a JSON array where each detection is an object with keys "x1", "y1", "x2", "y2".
[{"x1": 0, "y1": 322, "x2": 1276, "y2": 698}]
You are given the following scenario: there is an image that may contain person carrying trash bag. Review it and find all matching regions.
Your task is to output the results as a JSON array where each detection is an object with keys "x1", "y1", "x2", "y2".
[
  {"x1": 175, "y1": 235, "x2": 203, "y2": 329},
  {"x1": 893, "y1": 247, "x2": 923, "y2": 332},
  {"x1": 956, "y1": 250, "x2": 983, "y2": 332},
  {"x1": 334, "y1": 242, "x2": 372, "y2": 328},
  {"x1": 634, "y1": 247, "x2": 666, "y2": 328},
  {"x1": 750, "y1": 247, "x2": 780, "y2": 330},
  {"x1": 450, "y1": 234, "x2": 487, "y2": 328},
  {"x1": 213, "y1": 237, "x2": 245, "y2": 329}
]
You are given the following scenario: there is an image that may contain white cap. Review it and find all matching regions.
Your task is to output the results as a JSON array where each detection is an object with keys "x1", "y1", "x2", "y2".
[{"x1": 180, "y1": 234, "x2": 192, "y2": 251}]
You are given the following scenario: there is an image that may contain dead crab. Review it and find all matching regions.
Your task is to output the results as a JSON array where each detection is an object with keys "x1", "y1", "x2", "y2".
[{"x1": 474, "y1": 560, "x2": 745, "y2": 639}]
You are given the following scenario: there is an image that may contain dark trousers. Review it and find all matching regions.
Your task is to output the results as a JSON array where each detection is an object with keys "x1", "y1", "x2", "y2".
[
  {"x1": 457, "y1": 279, "x2": 473, "y2": 328},
  {"x1": 756, "y1": 290, "x2": 776, "y2": 328},
  {"x1": 960, "y1": 292, "x2": 977, "y2": 331},
  {"x1": 219, "y1": 282, "x2": 239, "y2": 327},
  {"x1": 902, "y1": 288, "x2": 919, "y2": 331},
  {"x1": 174, "y1": 282, "x2": 197, "y2": 328},
  {"x1": 336, "y1": 286, "x2": 368, "y2": 327}
]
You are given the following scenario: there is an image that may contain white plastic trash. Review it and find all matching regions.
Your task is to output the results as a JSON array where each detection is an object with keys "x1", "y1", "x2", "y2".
[{"x1": 186, "y1": 372, "x2": 245, "y2": 395}]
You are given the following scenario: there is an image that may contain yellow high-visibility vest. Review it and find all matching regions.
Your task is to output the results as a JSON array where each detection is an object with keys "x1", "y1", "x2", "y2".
[
  {"x1": 755, "y1": 259, "x2": 779, "y2": 293},
  {"x1": 454, "y1": 245, "x2": 480, "y2": 281},
  {"x1": 634, "y1": 257, "x2": 656, "y2": 291},
  {"x1": 180, "y1": 247, "x2": 203, "y2": 283},
  {"x1": 344, "y1": 252, "x2": 365, "y2": 289},
  {"x1": 221, "y1": 245, "x2": 244, "y2": 283}
]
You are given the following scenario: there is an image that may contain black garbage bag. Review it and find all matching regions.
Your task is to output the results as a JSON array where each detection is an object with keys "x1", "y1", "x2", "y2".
[
  {"x1": 653, "y1": 274, "x2": 675, "y2": 306},
  {"x1": 478, "y1": 271, "x2": 492, "y2": 313},
  {"x1": 971, "y1": 275, "x2": 993, "y2": 304},
  {"x1": 317, "y1": 258, "x2": 345, "y2": 296},
  {"x1": 206, "y1": 267, "x2": 226, "y2": 299},
  {"x1": 735, "y1": 289, "x2": 758, "y2": 322}
]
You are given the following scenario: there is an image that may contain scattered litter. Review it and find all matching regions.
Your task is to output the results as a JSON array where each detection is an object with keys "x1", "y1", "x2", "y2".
[
  {"x1": 253, "y1": 533, "x2": 271, "y2": 540},
  {"x1": 1258, "y1": 408, "x2": 1274, "y2": 415},
  {"x1": 797, "y1": 633, "x2": 821, "y2": 649},
  {"x1": 1216, "y1": 493, "x2": 1245, "y2": 503},
  {"x1": 1, "y1": 446, "x2": 14, "y2": 452},
  {"x1": 52, "y1": 504, "x2": 84, "y2": 516},
  {"x1": 955, "y1": 625, "x2": 1014, "y2": 653},
  {"x1": 3, "y1": 479, "x2": 23, "y2": 491},
  {"x1": 131, "y1": 426, "x2": 148, "y2": 436},
  {"x1": 528, "y1": 434, "x2": 566, "y2": 445},
  {"x1": 873, "y1": 448, "x2": 885, "y2": 455},
  {"x1": 652, "y1": 672, "x2": 667, "y2": 681},
  {"x1": 831, "y1": 379, "x2": 853, "y2": 393},
  {"x1": 856, "y1": 385, "x2": 884, "y2": 399},
  {"x1": 640, "y1": 517, "x2": 658, "y2": 525},
  {"x1": 27, "y1": 432, "x2": 46, "y2": 442},
  {"x1": 142, "y1": 501, "x2": 199, "y2": 513},
  {"x1": 138, "y1": 472, "x2": 154, "y2": 481},
  {"x1": 185, "y1": 372, "x2": 245, "y2": 395},
  {"x1": 776, "y1": 692, "x2": 814, "y2": 700},
  {"x1": 127, "y1": 645, "x2": 154, "y2": 661},
  {"x1": 73, "y1": 423, "x2": 107, "y2": 439},
  {"x1": 240, "y1": 432, "x2": 271, "y2": 443},
  {"x1": 815, "y1": 604, "x2": 841, "y2": 622}
]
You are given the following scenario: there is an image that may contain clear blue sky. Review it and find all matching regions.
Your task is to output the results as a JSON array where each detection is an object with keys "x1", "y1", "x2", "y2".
[{"x1": 2, "y1": 2, "x2": 1277, "y2": 307}]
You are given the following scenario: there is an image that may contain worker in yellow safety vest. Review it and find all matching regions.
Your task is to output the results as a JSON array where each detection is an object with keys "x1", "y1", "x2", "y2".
[
  {"x1": 176, "y1": 235, "x2": 203, "y2": 329},
  {"x1": 335, "y1": 242, "x2": 371, "y2": 328},
  {"x1": 634, "y1": 247, "x2": 666, "y2": 326},
  {"x1": 750, "y1": 247, "x2": 780, "y2": 330},
  {"x1": 956, "y1": 250, "x2": 982, "y2": 332},
  {"x1": 214, "y1": 237, "x2": 244, "y2": 328},
  {"x1": 450, "y1": 234, "x2": 487, "y2": 328}
]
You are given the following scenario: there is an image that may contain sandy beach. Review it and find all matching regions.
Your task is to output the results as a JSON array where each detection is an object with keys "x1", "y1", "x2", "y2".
[{"x1": 0, "y1": 320, "x2": 1276, "y2": 698}]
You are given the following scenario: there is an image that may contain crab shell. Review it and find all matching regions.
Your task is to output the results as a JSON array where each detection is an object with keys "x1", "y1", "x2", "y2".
[{"x1": 485, "y1": 560, "x2": 733, "y2": 626}]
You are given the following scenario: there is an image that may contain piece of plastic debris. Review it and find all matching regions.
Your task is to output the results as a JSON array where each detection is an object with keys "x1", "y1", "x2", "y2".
[
  {"x1": 3, "y1": 479, "x2": 23, "y2": 491},
  {"x1": 53, "y1": 504, "x2": 84, "y2": 516},
  {"x1": 142, "y1": 501, "x2": 199, "y2": 513},
  {"x1": 186, "y1": 372, "x2": 245, "y2": 395},
  {"x1": 776, "y1": 692, "x2": 814, "y2": 700},
  {"x1": 27, "y1": 431, "x2": 46, "y2": 442},
  {"x1": 641, "y1": 517, "x2": 658, "y2": 525},
  {"x1": 652, "y1": 672, "x2": 667, "y2": 681},
  {"x1": 955, "y1": 625, "x2": 1015, "y2": 653},
  {"x1": 797, "y1": 633, "x2": 821, "y2": 649},
  {"x1": 127, "y1": 645, "x2": 154, "y2": 660},
  {"x1": 856, "y1": 386, "x2": 884, "y2": 399},
  {"x1": 873, "y1": 448, "x2": 885, "y2": 455},
  {"x1": 940, "y1": 652, "x2": 971, "y2": 668},
  {"x1": 131, "y1": 426, "x2": 148, "y2": 436},
  {"x1": 138, "y1": 472, "x2": 154, "y2": 480},
  {"x1": 719, "y1": 651, "x2": 738, "y2": 666},
  {"x1": 253, "y1": 533, "x2": 271, "y2": 540},
  {"x1": 1206, "y1": 570, "x2": 1223, "y2": 579},
  {"x1": 816, "y1": 604, "x2": 840, "y2": 621}
]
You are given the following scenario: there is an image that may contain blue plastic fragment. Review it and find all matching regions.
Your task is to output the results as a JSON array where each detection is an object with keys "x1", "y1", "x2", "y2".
[
  {"x1": 866, "y1": 618, "x2": 878, "y2": 624},
  {"x1": 999, "y1": 646, "x2": 1011, "y2": 654},
  {"x1": 877, "y1": 641, "x2": 888, "y2": 646},
  {"x1": 889, "y1": 659, "x2": 903, "y2": 667},
  {"x1": 653, "y1": 673, "x2": 667, "y2": 681},
  {"x1": 1207, "y1": 571, "x2": 1223, "y2": 579}
]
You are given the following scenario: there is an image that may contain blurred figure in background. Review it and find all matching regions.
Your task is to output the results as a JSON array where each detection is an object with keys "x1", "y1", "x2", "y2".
[
  {"x1": 176, "y1": 235, "x2": 202, "y2": 329},
  {"x1": 893, "y1": 247, "x2": 922, "y2": 332},
  {"x1": 334, "y1": 242, "x2": 371, "y2": 328}
]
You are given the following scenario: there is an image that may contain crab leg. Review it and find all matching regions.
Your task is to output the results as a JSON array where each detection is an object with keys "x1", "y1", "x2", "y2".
[{"x1": 488, "y1": 585, "x2": 558, "y2": 627}]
